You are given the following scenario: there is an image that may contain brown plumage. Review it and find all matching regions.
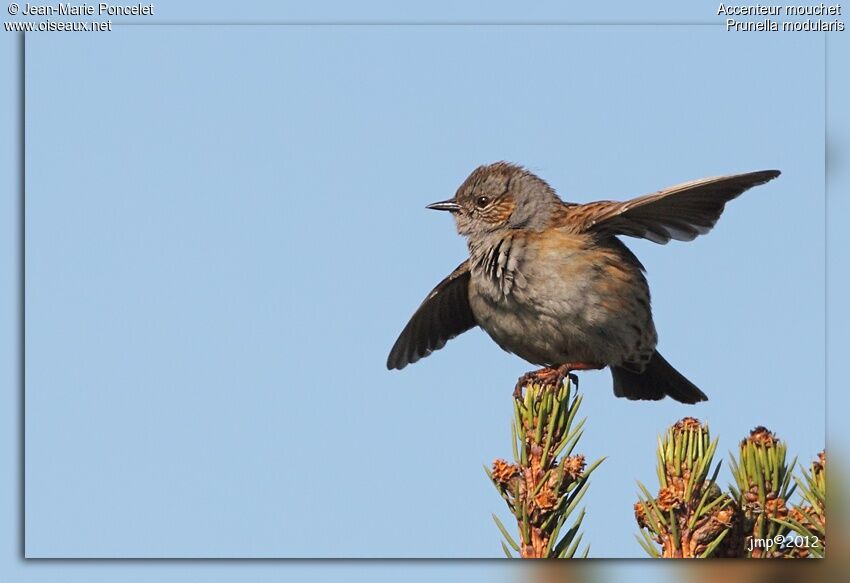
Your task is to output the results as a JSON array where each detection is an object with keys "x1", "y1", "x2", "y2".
[{"x1": 387, "y1": 162, "x2": 780, "y2": 403}]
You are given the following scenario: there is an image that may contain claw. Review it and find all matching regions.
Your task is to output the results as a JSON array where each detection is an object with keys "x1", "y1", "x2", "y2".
[{"x1": 514, "y1": 370, "x2": 541, "y2": 398}]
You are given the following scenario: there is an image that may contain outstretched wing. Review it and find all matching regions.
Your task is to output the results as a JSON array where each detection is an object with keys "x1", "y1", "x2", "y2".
[
  {"x1": 572, "y1": 170, "x2": 780, "y2": 244},
  {"x1": 387, "y1": 261, "x2": 477, "y2": 370}
]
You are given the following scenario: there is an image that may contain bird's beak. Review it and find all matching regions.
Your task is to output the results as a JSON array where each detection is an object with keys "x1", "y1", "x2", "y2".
[{"x1": 426, "y1": 200, "x2": 461, "y2": 212}]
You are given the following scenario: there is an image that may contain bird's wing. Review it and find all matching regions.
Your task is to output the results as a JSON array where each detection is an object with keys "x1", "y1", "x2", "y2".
[
  {"x1": 387, "y1": 261, "x2": 477, "y2": 370},
  {"x1": 570, "y1": 170, "x2": 780, "y2": 244}
]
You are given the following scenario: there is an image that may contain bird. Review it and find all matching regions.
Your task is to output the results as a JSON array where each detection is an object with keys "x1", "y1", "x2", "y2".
[{"x1": 386, "y1": 162, "x2": 780, "y2": 403}]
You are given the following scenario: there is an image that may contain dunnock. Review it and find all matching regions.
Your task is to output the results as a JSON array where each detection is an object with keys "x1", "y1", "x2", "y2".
[{"x1": 387, "y1": 162, "x2": 780, "y2": 403}]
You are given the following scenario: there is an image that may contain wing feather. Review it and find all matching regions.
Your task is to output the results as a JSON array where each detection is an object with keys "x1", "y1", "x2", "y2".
[
  {"x1": 576, "y1": 170, "x2": 781, "y2": 244},
  {"x1": 386, "y1": 261, "x2": 477, "y2": 370}
]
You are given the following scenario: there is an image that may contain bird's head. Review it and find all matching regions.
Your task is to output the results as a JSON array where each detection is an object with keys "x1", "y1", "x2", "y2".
[{"x1": 427, "y1": 162, "x2": 561, "y2": 238}]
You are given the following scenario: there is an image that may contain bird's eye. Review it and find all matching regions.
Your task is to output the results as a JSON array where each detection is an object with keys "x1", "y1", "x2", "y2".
[{"x1": 475, "y1": 196, "x2": 491, "y2": 208}]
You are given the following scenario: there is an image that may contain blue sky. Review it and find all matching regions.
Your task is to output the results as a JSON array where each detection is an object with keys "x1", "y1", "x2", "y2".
[{"x1": 2, "y1": 0, "x2": 848, "y2": 580}]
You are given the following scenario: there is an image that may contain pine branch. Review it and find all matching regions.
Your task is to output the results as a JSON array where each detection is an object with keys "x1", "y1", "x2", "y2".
[
  {"x1": 487, "y1": 377, "x2": 602, "y2": 558},
  {"x1": 634, "y1": 417, "x2": 738, "y2": 558},
  {"x1": 778, "y1": 451, "x2": 826, "y2": 557},
  {"x1": 729, "y1": 426, "x2": 798, "y2": 557}
]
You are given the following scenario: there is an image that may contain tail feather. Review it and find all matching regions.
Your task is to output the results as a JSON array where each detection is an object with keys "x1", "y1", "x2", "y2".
[{"x1": 611, "y1": 351, "x2": 707, "y2": 404}]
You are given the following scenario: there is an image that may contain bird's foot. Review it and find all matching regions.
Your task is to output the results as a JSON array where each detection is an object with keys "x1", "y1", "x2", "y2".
[
  {"x1": 514, "y1": 369, "x2": 549, "y2": 398},
  {"x1": 513, "y1": 365, "x2": 569, "y2": 397},
  {"x1": 513, "y1": 362, "x2": 604, "y2": 397}
]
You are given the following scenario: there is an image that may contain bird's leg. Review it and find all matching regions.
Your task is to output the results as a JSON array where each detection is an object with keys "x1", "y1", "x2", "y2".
[
  {"x1": 552, "y1": 362, "x2": 603, "y2": 392},
  {"x1": 561, "y1": 362, "x2": 606, "y2": 371},
  {"x1": 556, "y1": 362, "x2": 605, "y2": 390}
]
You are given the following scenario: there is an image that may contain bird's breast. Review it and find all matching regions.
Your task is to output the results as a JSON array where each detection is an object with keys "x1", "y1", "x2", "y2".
[
  {"x1": 468, "y1": 230, "x2": 590, "y2": 306},
  {"x1": 468, "y1": 232, "x2": 531, "y2": 300},
  {"x1": 467, "y1": 230, "x2": 655, "y2": 366}
]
